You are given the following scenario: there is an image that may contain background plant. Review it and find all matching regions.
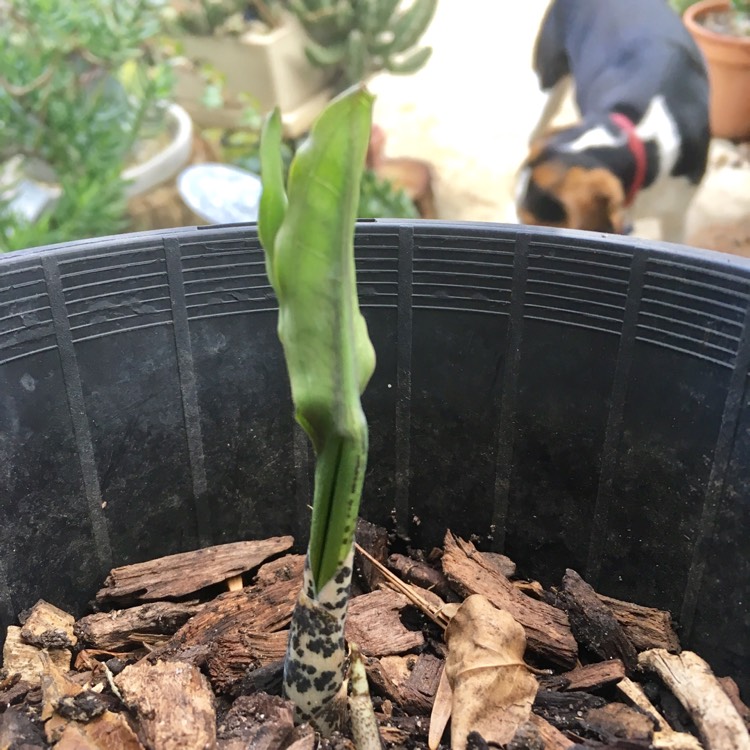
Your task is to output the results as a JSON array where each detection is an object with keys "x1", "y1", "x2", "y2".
[
  {"x1": 0, "y1": 0, "x2": 173, "y2": 251},
  {"x1": 358, "y1": 168, "x2": 418, "y2": 219},
  {"x1": 728, "y1": 0, "x2": 750, "y2": 35},
  {"x1": 288, "y1": 0, "x2": 438, "y2": 90},
  {"x1": 210, "y1": 116, "x2": 418, "y2": 218},
  {"x1": 164, "y1": 0, "x2": 286, "y2": 35},
  {"x1": 669, "y1": 0, "x2": 701, "y2": 12},
  {"x1": 670, "y1": 0, "x2": 750, "y2": 27}
]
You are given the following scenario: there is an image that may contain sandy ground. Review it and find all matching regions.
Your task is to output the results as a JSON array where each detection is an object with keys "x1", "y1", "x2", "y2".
[
  {"x1": 368, "y1": 1, "x2": 553, "y2": 225},
  {"x1": 366, "y1": 0, "x2": 750, "y2": 250}
]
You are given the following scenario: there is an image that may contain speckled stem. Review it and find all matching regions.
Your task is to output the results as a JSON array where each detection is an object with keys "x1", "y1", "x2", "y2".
[{"x1": 283, "y1": 545, "x2": 355, "y2": 735}]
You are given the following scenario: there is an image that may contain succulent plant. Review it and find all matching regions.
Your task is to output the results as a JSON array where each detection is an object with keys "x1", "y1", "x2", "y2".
[{"x1": 287, "y1": 0, "x2": 437, "y2": 89}]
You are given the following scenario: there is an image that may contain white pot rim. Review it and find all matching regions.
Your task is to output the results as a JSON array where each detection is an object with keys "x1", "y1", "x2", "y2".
[{"x1": 123, "y1": 102, "x2": 194, "y2": 198}]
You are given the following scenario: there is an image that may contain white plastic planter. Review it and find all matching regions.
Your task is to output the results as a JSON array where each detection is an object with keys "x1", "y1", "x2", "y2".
[
  {"x1": 1, "y1": 103, "x2": 194, "y2": 224},
  {"x1": 123, "y1": 103, "x2": 194, "y2": 198}
]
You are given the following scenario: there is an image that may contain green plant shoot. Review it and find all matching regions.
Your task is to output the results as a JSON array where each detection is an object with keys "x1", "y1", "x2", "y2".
[{"x1": 258, "y1": 86, "x2": 375, "y2": 733}]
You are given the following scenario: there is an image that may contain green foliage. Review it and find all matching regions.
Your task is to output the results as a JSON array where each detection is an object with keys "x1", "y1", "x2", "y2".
[
  {"x1": 215, "y1": 124, "x2": 416, "y2": 219},
  {"x1": 165, "y1": 0, "x2": 286, "y2": 35},
  {"x1": 359, "y1": 168, "x2": 418, "y2": 219},
  {"x1": 259, "y1": 90, "x2": 376, "y2": 732},
  {"x1": 669, "y1": 0, "x2": 701, "y2": 13},
  {"x1": 220, "y1": 127, "x2": 296, "y2": 175},
  {"x1": 0, "y1": 0, "x2": 173, "y2": 251},
  {"x1": 671, "y1": 0, "x2": 750, "y2": 22},
  {"x1": 288, "y1": 0, "x2": 437, "y2": 89},
  {"x1": 258, "y1": 87, "x2": 375, "y2": 590},
  {"x1": 258, "y1": 111, "x2": 288, "y2": 274}
]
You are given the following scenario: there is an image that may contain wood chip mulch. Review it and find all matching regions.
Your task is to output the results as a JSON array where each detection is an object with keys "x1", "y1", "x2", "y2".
[{"x1": 1, "y1": 521, "x2": 748, "y2": 750}]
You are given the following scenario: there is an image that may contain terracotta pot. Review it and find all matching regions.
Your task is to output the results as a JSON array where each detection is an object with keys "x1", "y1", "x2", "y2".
[{"x1": 684, "y1": 0, "x2": 750, "y2": 141}]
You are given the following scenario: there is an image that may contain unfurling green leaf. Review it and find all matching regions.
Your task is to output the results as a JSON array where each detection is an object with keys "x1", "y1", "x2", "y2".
[
  {"x1": 258, "y1": 108, "x2": 287, "y2": 284},
  {"x1": 258, "y1": 86, "x2": 375, "y2": 590},
  {"x1": 260, "y1": 85, "x2": 376, "y2": 736},
  {"x1": 258, "y1": 108, "x2": 288, "y2": 288}
]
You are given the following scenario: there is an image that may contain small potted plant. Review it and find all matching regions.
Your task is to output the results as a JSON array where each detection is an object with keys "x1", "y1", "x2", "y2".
[
  {"x1": 166, "y1": 0, "x2": 334, "y2": 135},
  {"x1": 682, "y1": 0, "x2": 750, "y2": 141},
  {"x1": 283, "y1": 0, "x2": 438, "y2": 218},
  {"x1": 287, "y1": 0, "x2": 437, "y2": 92},
  {"x1": 0, "y1": 0, "x2": 193, "y2": 251}
]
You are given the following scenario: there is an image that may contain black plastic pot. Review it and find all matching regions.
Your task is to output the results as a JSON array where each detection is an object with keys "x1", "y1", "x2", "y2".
[{"x1": 1, "y1": 221, "x2": 748, "y2": 695}]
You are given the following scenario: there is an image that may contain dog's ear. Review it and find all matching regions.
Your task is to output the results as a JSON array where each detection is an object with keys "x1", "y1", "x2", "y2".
[
  {"x1": 589, "y1": 168, "x2": 627, "y2": 234},
  {"x1": 528, "y1": 138, "x2": 546, "y2": 160},
  {"x1": 559, "y1": 167, "x2": 626, "y2": 234},
  {"x1": 527, "y1": 125, "x2": 570, "y2": 160},
  {"x1": 517, "y1": 160, "x2": 569, "y2": 227}
]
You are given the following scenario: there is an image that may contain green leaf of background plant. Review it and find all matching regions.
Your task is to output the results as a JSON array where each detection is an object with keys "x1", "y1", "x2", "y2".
[{"x1": 385, "y1": 45, "x2": 432, "y2": 74}]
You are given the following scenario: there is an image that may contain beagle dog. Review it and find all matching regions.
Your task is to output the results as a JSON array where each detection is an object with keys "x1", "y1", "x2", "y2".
[{"x1": 515, "y1": 0, "x2": 710, "y2": 243}]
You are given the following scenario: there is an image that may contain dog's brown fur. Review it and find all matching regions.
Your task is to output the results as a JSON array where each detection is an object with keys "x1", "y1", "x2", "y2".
[{"x1": 518, "y1": 156, "x2": 627, "y2": 235}]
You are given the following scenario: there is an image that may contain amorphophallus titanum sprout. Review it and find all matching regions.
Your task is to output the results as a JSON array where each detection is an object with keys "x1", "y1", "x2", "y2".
[{"x1": 258, "y1": 86, "x2": 376, "y2": 734}]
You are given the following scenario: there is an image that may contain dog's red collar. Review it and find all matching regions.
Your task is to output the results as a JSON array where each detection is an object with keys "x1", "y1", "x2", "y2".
[{"x1": 609, "y1": 112, "x2": 647, "y2": 206}]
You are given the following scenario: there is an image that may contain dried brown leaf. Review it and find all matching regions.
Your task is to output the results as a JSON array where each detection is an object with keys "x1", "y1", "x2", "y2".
[
  {"x1": 428, "y1": 667, "x2": 453, "y2": 750},
  {"x1": 444, "y1": 594, "x2": 538, "y2": 750}
]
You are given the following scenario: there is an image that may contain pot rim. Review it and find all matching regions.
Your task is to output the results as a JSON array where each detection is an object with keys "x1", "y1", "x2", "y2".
[
  {"x1": 683, "y1": 0, "x2": 750, "y2": 49},
  {"x1": 123, "y1": 102, "x2": 194, "y2": 199}
]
